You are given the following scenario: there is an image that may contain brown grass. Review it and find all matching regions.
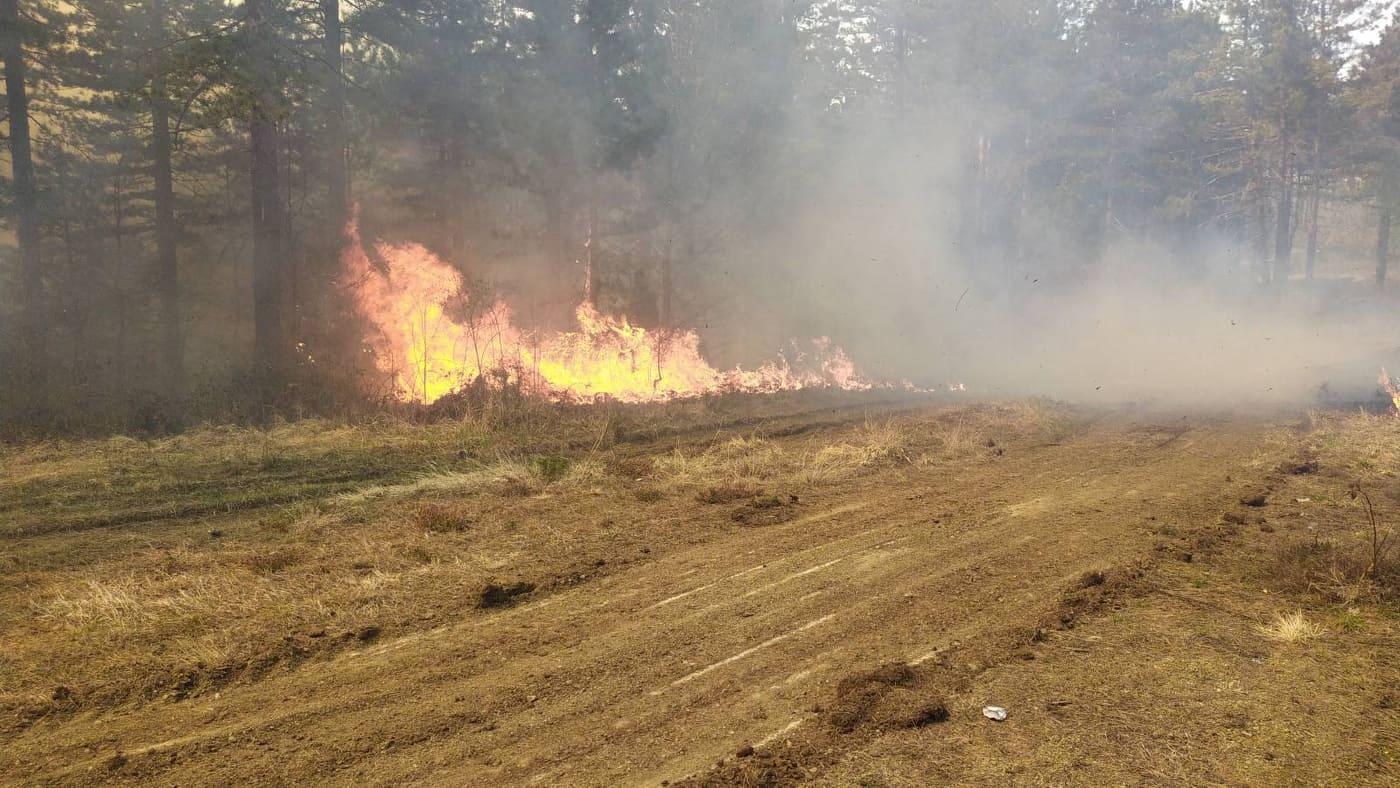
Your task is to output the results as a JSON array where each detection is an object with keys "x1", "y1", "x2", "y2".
[
  {"x1": 0, "y1": 398, "x2": 1068, "y2": 719},
  {"x1": 1259, "y1": 610, "x2": 1325, "y2": 643}
]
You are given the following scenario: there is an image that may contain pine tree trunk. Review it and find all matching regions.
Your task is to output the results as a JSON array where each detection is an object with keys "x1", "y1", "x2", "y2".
[
  {"x1": 1378, "y1": 207, "x2": 1392, "y2": 291},
  {"x1": 112, "y1": 177, "x2": 130, "y2": 403},
  {"x1": 1253, "y1": 190, "x2": 1271, "y2": 285},
  {"x1": 1, "y1": 0, "x2": 45, "y2": 409},
  {"x1": 584, "y1": 189, "x2": 598, "y2": 307},
  {"x1": 1273, "y1": 142, "x2": 1294, "y2": 286},
  {"x1": 1305, "y1": 119, "x2": 1322, "y2": 280},
  {"x1": 1305, "y1": 185, "x2": 1321, "y2": 281},
  {"x1": 150, "y1": 0, "x2": 183, "y2": 415},
  {"x1": 322, "y1": 0, "x2": 347, "y2": 227},
  {"x1": 660, "y1": 226, "x2": 673, "y2": 330},
  {"x1": 248, "y1": 0, "x2": 286, "y2": 397}
]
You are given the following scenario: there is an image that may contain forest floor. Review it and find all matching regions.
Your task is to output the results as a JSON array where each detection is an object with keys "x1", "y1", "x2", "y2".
[{"x1": 1, "y1": 394, "x2": 1397, "y2": 786}]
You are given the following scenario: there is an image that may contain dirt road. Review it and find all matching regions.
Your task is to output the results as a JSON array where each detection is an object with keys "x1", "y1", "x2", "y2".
[{"x1": 8, "y1": 407, "x2": 1339, "y2": 786}]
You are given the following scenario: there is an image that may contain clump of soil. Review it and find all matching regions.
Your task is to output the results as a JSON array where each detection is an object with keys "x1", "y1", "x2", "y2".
[
  {"x1": 826, "y1": 662, "x2": 948, "y2": 733},
  {"x1": 696, "y1": 484, "x2": 761, "y2": 504},
  {"x1": 478, "y1": 581, "x2": 536, "y2": 609},
  {"x1": 413, "y1": 502, "x2": 473, "y2": 533},
  {"x1": 1279, "y1": 459, "x2": 1319, "y2": 475},
  {"x1": 688, "y1": 746, "x2": 809, "y2": 787},
  {"x1": 731, "y1": 494, "x2": 800, "y2": 526},
  {"x1": 1044, "y1": 565, "x2": 1146, "y2": 630}
]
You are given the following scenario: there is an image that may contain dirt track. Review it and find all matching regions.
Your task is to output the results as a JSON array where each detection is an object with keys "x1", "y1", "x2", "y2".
[{"x1": 8, "y1": 406, "x2": 1344, "y2": 786}]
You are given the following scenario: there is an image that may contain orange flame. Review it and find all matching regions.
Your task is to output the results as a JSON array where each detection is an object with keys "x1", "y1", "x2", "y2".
[
  {"x1": 342, "y1": 220, "x2": 886, "y2": 404},
  {"x1": 1381, "y1": 368, "x2": 1400, "y2": 415}
]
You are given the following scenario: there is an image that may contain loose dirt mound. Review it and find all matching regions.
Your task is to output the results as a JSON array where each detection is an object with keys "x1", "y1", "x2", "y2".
[
  {"x1": 1042, "y1": 565, "x2": 1147, "y2": 631},
  {"x1": 827, "y1": 662, "x2": 949, "y2": 733},
  {"x1": 477, "y1": 581, "x2": 536, "y2": 609},
  {"x1": 730, "y1": 495, "x2": 800, "y2": 526},
  {"x1": 696, "y1": 484, "x2": 763, "y2": 505}
]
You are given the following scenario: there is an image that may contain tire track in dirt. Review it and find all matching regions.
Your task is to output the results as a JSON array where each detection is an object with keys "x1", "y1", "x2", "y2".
[{"x1": 5, "y1": 415, "x2": 1290, "y2": 787}]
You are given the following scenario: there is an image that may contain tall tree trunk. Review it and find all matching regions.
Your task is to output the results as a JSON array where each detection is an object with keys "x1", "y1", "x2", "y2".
[
  {"x1": 1253, "y1": 189, "x2": 1271, "y2": 285},
  {"x1": 322, "y1": 0, "x2": 347, "y2": 227},
  {"x1": 584, "y1": 183, "x2": 597, "y2": 307},
  {"x1": 1305, "y1": 51, "x2": 1324, "y2": 281},
  {"x1": 1378, "y1": 206, "x2": 1392, "y2": 291},
  {"x1": 892, "y1": 3, "x2": 907, "y2": 116},
  {"x1": 150, "y1": 0, "x2": 183, "y2": 415},
  {"x1": 248, "y1": 0, "x2": 286, "y2": 398},
  {"x1": 1305, "y1": 171, "x2": 1321, "y2": 281},
  {"x1": 660, "y1": 225, "x2": 673, "y2": 330},
  {"x1": 1273, "y1": 141, "x2": 1294, "y2": 286},
  {"x1": 112, "y1": 175, "x2": 129, "y2": 404},
  {"x1": 1, "y1": 0, "x2": 45, "y2": 409}
]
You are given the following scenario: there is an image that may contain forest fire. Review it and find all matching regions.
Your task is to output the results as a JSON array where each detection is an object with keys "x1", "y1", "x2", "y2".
[
  {"x1": 1381, "y1": 369, "x2": 1400, "y2": 415},
  {"x1": 343, "y1": 222, "x2": 883, "y2": 404}
]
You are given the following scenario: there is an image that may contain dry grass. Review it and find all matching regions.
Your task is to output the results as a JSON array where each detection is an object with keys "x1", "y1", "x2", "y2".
[
  {"x1": 651, "y1": 419, "x2": 918, "y2": 491},
  {"x1": 1259, "y1": 610, "x2": 1326, "y2": 643},
  {"x1": 0, "y1": 398, "x2": 1068, "y2": 715},
  {"x1": 1270, "y1": 412, "x2": 1400, "y2": 604},
  {"x1": 647, "y1": 402, "x2": 1069, "y2": 492},
  {"x1": 651, "y1": 435, "x2": 790, "y2": 489}
]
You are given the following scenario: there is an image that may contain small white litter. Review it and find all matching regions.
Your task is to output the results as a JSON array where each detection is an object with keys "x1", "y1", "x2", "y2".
[
  {"x1": 1296, "y1": 497, "x2": 1312, "y2": 503},
  {"x1": 982, "y1": 705, "x2": 1008, "y2": 722}
]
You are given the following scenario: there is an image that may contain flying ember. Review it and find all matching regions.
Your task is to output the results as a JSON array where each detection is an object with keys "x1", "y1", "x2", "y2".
[{"x1": 342, "y1": 220, "x2": 883, "y2": 404}]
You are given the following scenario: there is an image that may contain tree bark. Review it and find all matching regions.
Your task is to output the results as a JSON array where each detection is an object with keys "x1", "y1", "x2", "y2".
[
  {"x1": 1378, "y1": 206, "x2": 1392, "y2": 290},
  {"x1": 1253, "y1": 188, "x2": 1271, "y2": 285},
  {"x1": 584, "y1": 186, "x2": 598, "y2": 306},
  {"x1": 322, "y1": 0, "x2": 347, "y2": 227},
  {"x1": 1273, "y1": 142, "x2": 1294, "y2": 286},
  {"x1": 248, "y1": 0, "x2": 286, "y2": 396},
  {"x1": 1, "y1": 0, "x2": 45, "y2": 406},
  {"x1": 150, "y1": 0, "x2": 183, "y2": 413},
  {"x1": 660, "y1": 225, "x2": 673, "y2": 330}
]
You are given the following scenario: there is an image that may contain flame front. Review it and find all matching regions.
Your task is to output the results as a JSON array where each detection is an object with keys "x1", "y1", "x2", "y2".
[
  {"x1": 343, "y1": 222, "x2": 880, "y2": 404},
  {"x1": 1382, "y1": 369, "x2": 1400, "y2": 415}
]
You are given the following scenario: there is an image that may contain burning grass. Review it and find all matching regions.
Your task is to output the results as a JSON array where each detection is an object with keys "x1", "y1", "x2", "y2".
[{"x1": 344, "y1": 219, "x2": 884, "y2": 405}]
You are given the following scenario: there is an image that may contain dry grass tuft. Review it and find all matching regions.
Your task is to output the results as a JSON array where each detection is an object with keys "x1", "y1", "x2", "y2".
[
  {"x1": 925, "y1": 417, "x2": 984, "y2": 461},
  {"x1": 339, "y1": 454, "x2": 603, "y2": 504},
  {"x1": 801, "y1": 419, "x2": 913, "y2": 482},
  {"x1": 652, "y1": 435, "x2": 788, "y2": 489},
  {"x1": 1259, "y1": 610, "x2": 1325, "y2": 643}
]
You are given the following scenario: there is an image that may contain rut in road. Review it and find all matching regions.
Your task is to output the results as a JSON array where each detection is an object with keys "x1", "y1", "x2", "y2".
[{"x1": 7, "y1": 417, "x2": 1287, "y2": 787}]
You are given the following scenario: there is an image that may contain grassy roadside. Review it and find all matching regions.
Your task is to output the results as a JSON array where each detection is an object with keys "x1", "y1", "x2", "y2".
[{"x1": 1, "y1": 397, "x2": 1059, "y2": 731}]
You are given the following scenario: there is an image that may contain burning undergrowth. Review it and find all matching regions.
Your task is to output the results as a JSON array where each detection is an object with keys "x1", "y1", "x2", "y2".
[
  {"x1": 341, "y1": 219, "x2": 933, "y2": 406},
  {"x1": 1380, "y1": 369, "x2": 1400, "y2": 415}
]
